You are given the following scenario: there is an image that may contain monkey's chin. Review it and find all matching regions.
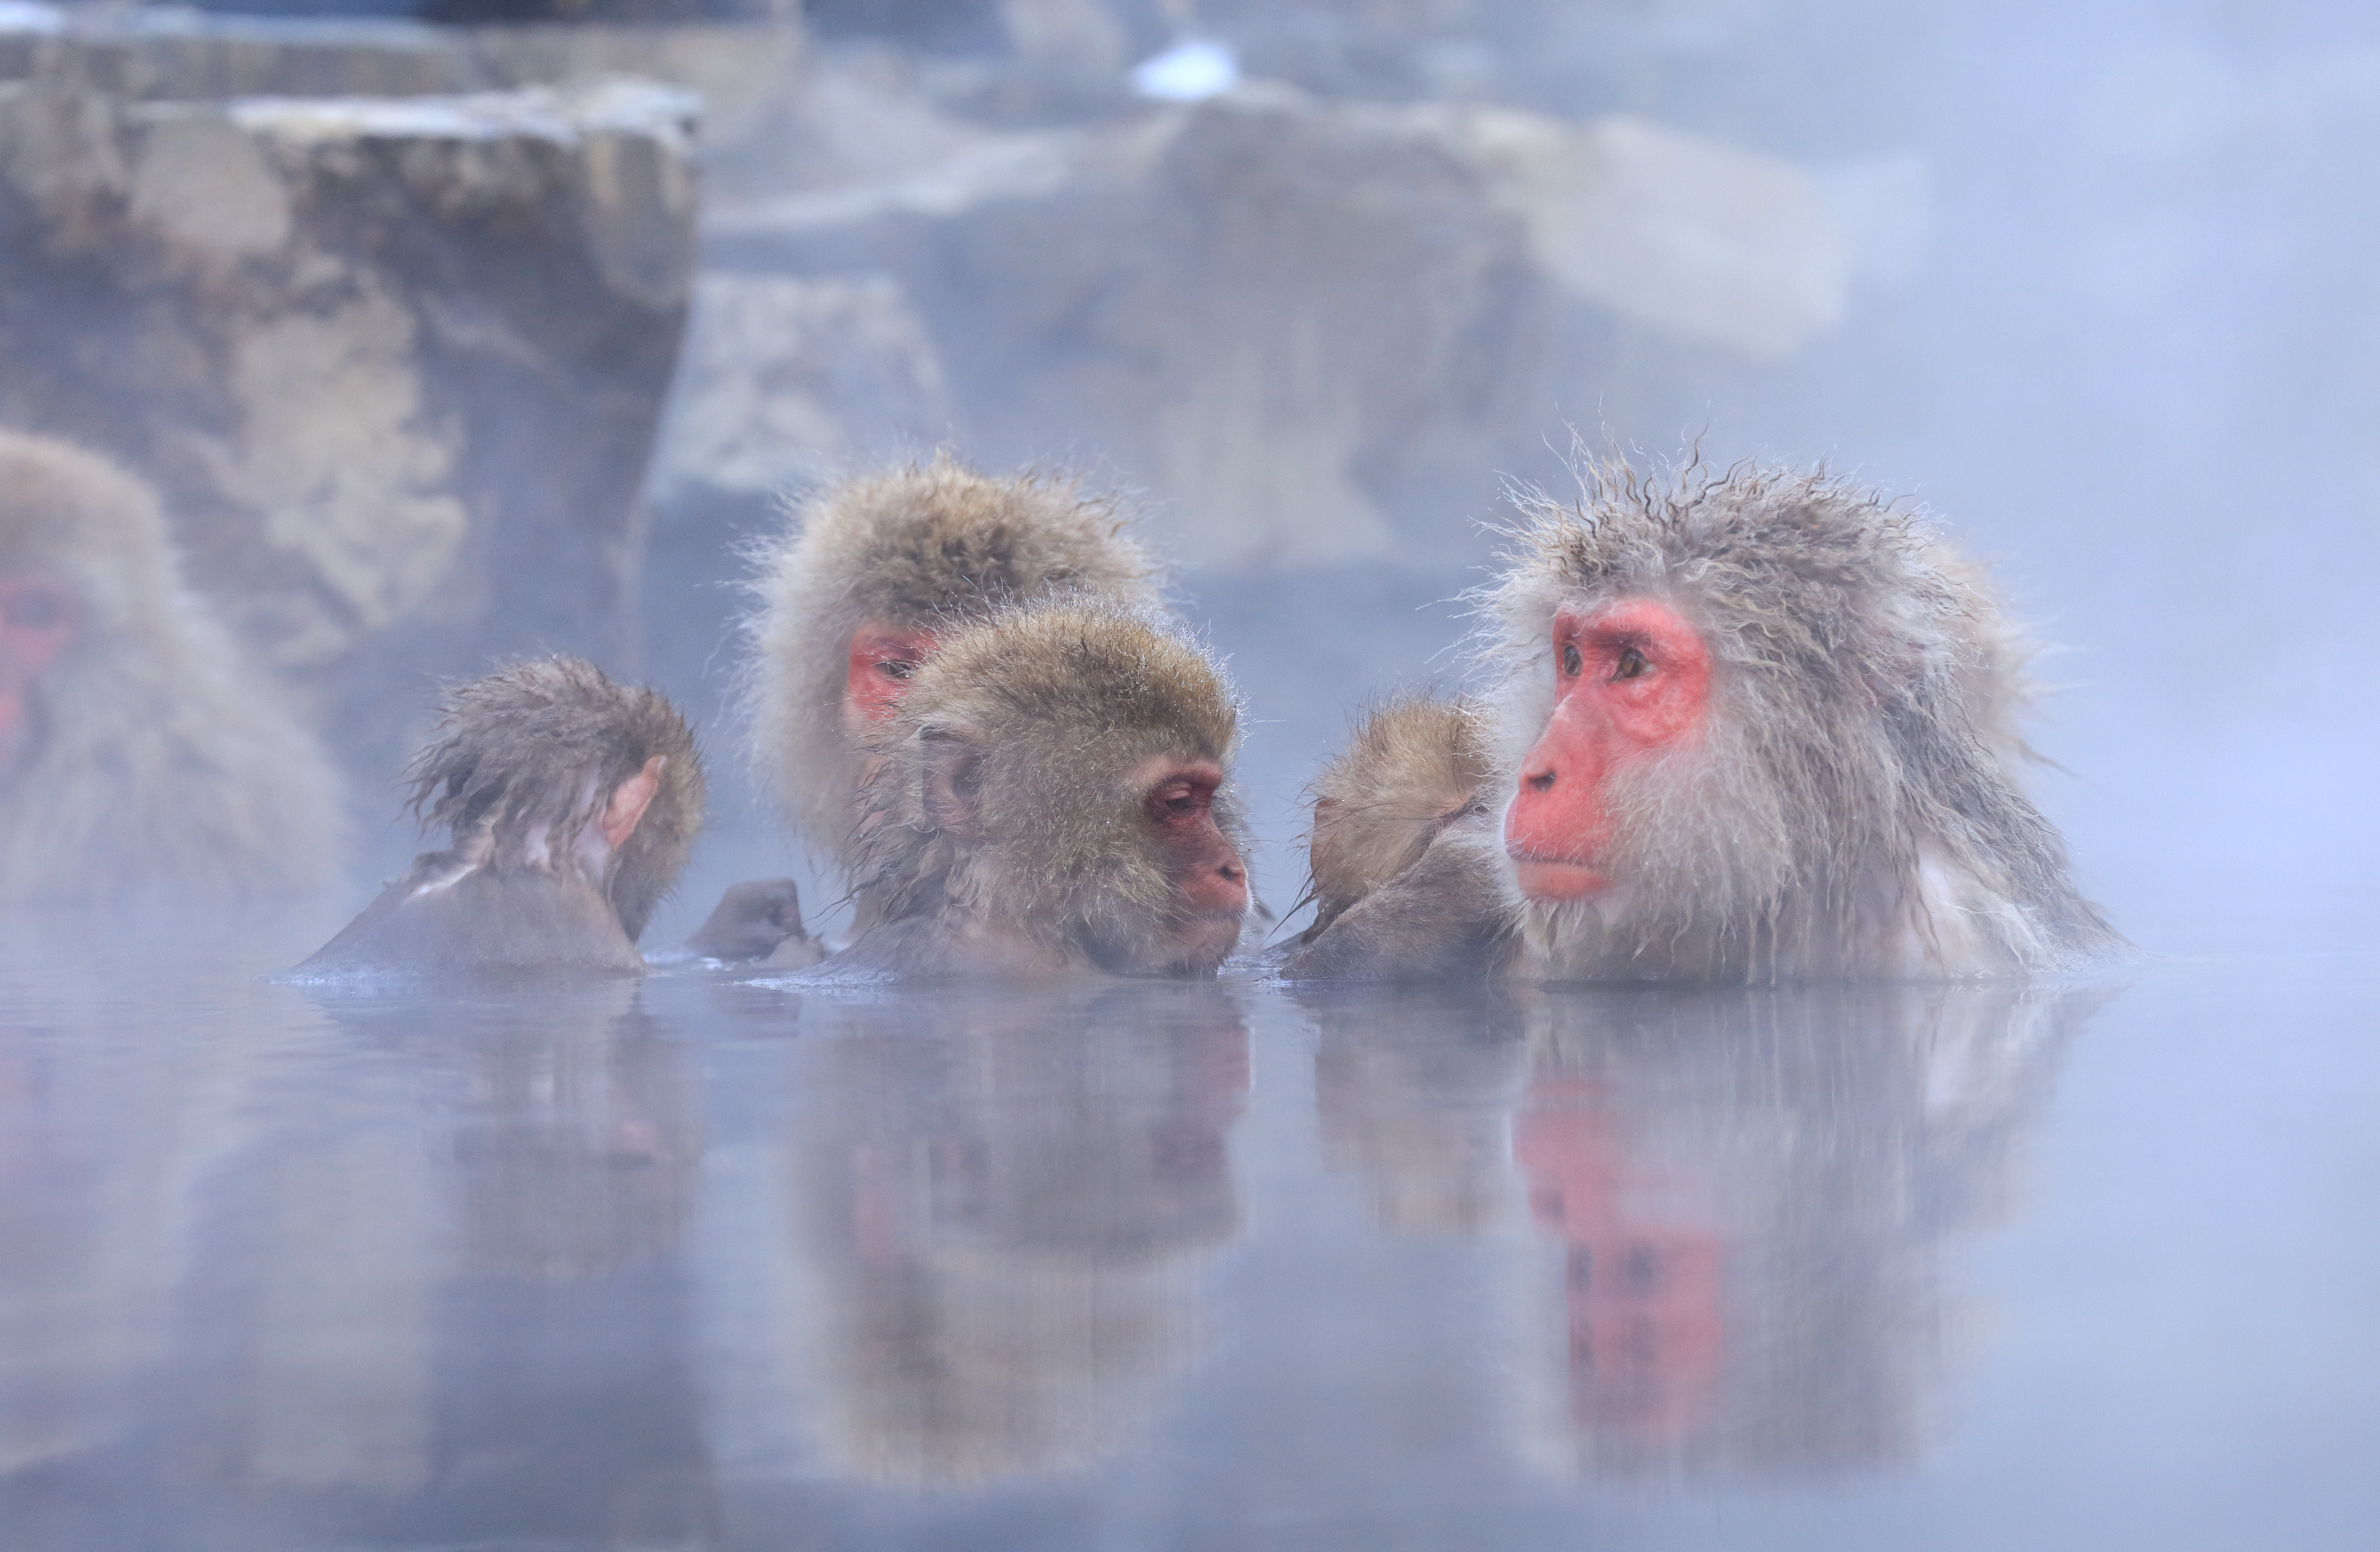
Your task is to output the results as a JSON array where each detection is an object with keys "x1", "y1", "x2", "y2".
[
  {"x1": 1082, "y1": 913, "x2": 1242, "y2": 977},
  {"x1": 1510, "y1": 854, "x2": 1611, "y2": 904},
  {"x1": 1163, "y1": 913, "x2": 1244, "y2": 975}
]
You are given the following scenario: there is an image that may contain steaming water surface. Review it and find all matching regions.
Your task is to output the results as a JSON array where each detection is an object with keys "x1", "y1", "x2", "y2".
[{"x1": 1, "y1": 923, "x2": 2370, "y2": 1550}]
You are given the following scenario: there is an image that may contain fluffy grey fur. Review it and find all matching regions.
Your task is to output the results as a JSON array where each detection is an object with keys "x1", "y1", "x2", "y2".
[
  {"x1": 744, "y1": 457, "x2": 1163, "y2": 869},
  {"x1": 0, "y1": 429, "x2": 343, "y2": 903},
  {"x1": 1294, "y1": 693, "x2": 1495, "y2": 942},
  {"x1": 836, "y1": 599, "x2": 1251, "y2": 979},
  {"x1": 1479, "y1": 457, "x2": 2123, "y2": 980}
]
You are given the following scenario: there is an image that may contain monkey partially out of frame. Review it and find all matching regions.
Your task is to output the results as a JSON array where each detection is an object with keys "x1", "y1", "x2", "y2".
[
  {"x1": 1285, "y1": 460, "x2": 2123, "y2": 983},
  {"x1": 811, "y1": 600, "x2": 1252, "y2": 980},
  {"x1": 295, "y1": 658, "x2": 707, "y2": 977},
  {"x1": 746, "y1": 457, "x2": 1162, "y2": 873},
  {"x1": 0, "y1": 428, "x2": 342, "y2": 904}
]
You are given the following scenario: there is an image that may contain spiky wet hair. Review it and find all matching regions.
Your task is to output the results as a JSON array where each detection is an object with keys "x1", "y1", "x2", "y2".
[
  {"x1": 1300, "y1": 694, "x2": 1493, "y2": 941},
  {"x1": 1481, "y1": 457, "x2": 2120, "y2": 979},
  {"x1": 408, "y1": 657, "x2": 703, "y2": 942},
  {"x1": 746, "y1": 456, "x2": 1163, "y2": 864},
  {"x1": 852, "y1": 600, "x2": 1247, "y2": 973}
]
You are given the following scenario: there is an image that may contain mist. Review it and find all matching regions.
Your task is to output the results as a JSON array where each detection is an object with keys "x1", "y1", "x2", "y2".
[{"x1": 2, "y1": 3, "x2": 2375, "y2": 1548}]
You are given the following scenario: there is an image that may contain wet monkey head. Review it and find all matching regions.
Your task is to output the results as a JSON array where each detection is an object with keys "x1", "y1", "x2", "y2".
[
  {"x1": 403, "y1": 657, "x2": 705, "y2": 945},
  {"x1": 295, "y1": 658, "x2": 703, "y2": 977},
  {"x1": 747, "y1": 457, "x2": 1162, "y2": 867}
]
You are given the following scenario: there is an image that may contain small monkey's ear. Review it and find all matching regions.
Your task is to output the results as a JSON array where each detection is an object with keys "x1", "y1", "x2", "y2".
[
  {"x1": 919, "y1": 728, "x2": 987, "y2": 839},
  {"x1": 599, "y1": 755, "x2": 667, "y2": 851}
]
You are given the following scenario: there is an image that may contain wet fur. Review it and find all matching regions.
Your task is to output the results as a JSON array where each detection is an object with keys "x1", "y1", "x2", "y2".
[
  {"x1": 0, "y1": 429, "x2": 343, "y2": 903},
  {"x1": 833, "y1": 601, "x2": 1250, "y2": 979},
  {"x1": 744, "y1": 457, "x2": 1162, "y2": 869},
  {"x1": 299, "y1": 657, "x2": 702, "y2": 975}
]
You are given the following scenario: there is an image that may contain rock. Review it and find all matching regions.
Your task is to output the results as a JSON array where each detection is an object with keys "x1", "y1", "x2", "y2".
[
  {"x1": 708, "y1": 84, "x2": 1906, "y2": 569},
  {"x1": 0, "y1": 6, "x2": 483, "y2": 100},
  {"x1": 0, "y1": 74, "x2": 701, "y2": 769},
  {"x1": 0, "y1": 7, "x2": 804, "y2": 163},
  {"x1": 647, "y1": 269, "x2": 950, "y2": 513}
]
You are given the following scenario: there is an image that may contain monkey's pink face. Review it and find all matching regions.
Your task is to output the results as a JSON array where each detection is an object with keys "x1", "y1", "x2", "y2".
[
  {"x1": 1504, "y1": 599, "x2": 1711, "y2": 904},
  {"x1": 1137, "y1": 755, "x2": 1250, "y2": 959},
  {"x1": 842, "y1": 622, "x2": 941, "y2": 735},
  {"x1": 0, "y1": 574, "x2": 76, "y2": 771}
]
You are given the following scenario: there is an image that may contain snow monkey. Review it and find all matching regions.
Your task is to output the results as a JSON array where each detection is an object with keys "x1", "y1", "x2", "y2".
[
  {"x1": 746, "y1": 457, "x2": 1162, "y2": 870},
  {"x1": 817, "y1": 600, "x2": 1251, "y2": 980},
  {"x1": 1286, "y1": 460, "x2": 2123, "y2": 982},
  {"x1": 296, "y1": 658, "x2": 705, "y2": 976},
  {"x1": 0, "y1": 428, "x2": 342, "y2": 903},
  {"x1": 1283, "y1": 694, "x2": 1520, "y2": 980}
]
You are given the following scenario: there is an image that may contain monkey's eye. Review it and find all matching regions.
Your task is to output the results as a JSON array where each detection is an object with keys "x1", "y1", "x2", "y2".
[
  {"x1": 878, "y1": 660, "x2": 917, "y2": 681},
  {"x1": 1146, "y1": 780, "x2": 1209, "y2": 823},
  {"x1": 1561, "y1": 642, "x2": 1583, "y2": 678},
  {"x1": 1612, "y1": 645, "x2": 1651, "y2": 681},
  {"x1": 3, "y1": 589, "x2": 68, "y2": 629}
]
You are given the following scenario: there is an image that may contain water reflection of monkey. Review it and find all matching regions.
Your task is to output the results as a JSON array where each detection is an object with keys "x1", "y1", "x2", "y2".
[
  {"x1": 0, "y1": 1006, "x2": 264, "y2": 1487},
  {"x1": 789, "y1": 983, "x2": 1250, "y2": 1486},
  {"x1": 1306, "y1": 980, "x2": 2107, "y2": 1479},
  {"x1": 172, "y1": 985, "x2": 715, "y2": 1546},
  {"x1": 1307, "y1": 984, "x2": 1528, "y2": 1236}
]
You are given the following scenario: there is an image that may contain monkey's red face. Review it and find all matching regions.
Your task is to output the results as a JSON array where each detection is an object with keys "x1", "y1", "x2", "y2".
[
  {"x1": 1137, "y1": 756, "x2": 1250, "y2": 960},
  {"x1": 1504, "y1": 599, "x2": 1711, "y2": 904},
  {"x1": 0, "y1": 574, "x2": 76, "y2": 772},
  {"x1": 843, "y1": 622, "x2": 941, "y2": 734}
]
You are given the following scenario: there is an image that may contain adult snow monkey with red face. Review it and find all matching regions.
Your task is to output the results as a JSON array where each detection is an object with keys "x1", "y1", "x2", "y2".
[
  {"x1": 0, "y1": 428, "x2": 341, "y2": 904},
  {"x1": 746, "y1": 457, "x2": 1163, "y2": 874},
  {"x1": 1284, "y1": 461, "x2": 2123, "y2": 982}
]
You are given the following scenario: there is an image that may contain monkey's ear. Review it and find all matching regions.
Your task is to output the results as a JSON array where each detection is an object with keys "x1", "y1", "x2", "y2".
[
  {"x1": 599, "y1": 756, "x2": 667, "y2": 851},
  {"x1": 919, "y1": 728, "x2": 987, "y2": 840}
]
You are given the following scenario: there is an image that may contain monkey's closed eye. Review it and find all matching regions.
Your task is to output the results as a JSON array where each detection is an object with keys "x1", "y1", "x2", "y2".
[
  {"x1": 1561, "y1": 642, "x2": 1583, "y2": 678},
  {"x1": 1612, "y1": 645, "x2": 1650, "y2": 681},
  {"x1": 1146, "y1": 781, "x2": 1208, "y2": 822}
]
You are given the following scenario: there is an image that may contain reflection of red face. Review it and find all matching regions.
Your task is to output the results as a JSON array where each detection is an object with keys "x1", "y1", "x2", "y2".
[
  {"x1": 1516, "y1": 1081, "x2": 1724, "y2": 1444},
  {"x1": 1503, "y1": 599, "x2": 1711, "y2": 903},
  {"x1": 842, "y1": 621, "x2": 941, "y2": 735},
  {"x1": 0, "y1": 574, "x2": 77, "y2": 769}
]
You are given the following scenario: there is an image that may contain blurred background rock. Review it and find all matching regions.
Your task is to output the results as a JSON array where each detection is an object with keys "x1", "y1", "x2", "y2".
[{"x1": 3, "y1": 0, "x2": 2372, "y2": 952}]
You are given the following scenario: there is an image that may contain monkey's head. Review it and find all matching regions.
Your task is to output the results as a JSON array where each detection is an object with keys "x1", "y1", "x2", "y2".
[
  {"x1": 747, "y1": 457, "x2": 1161, "y2": 860},
  {"x1": 1302, "y1": 695, "x2": 1492, "y2": 940},
  {"x1": 1486, "y1": 460, "x2": 2110, "y2": 976},
  {"x1": 0, "y1": 431, "x2": 185, "y2": 780},
  {"x1": 408, "y1": 658, "x2": 704, "y2": 943},
  {"x1": 853, "y1": 601, "x2": 1250, "y2": 978}
]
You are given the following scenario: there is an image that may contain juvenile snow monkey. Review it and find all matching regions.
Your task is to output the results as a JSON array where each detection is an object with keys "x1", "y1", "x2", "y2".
[
  {"x1": 297, "y1": 658, "x2": 704, "y2": 976},
  {"x1": 1285, "y1": 460, "x2": 2123, "y2": 982},
  {"x1": 809, "y1": 600, "x2": 1252, "y2": 980}
]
